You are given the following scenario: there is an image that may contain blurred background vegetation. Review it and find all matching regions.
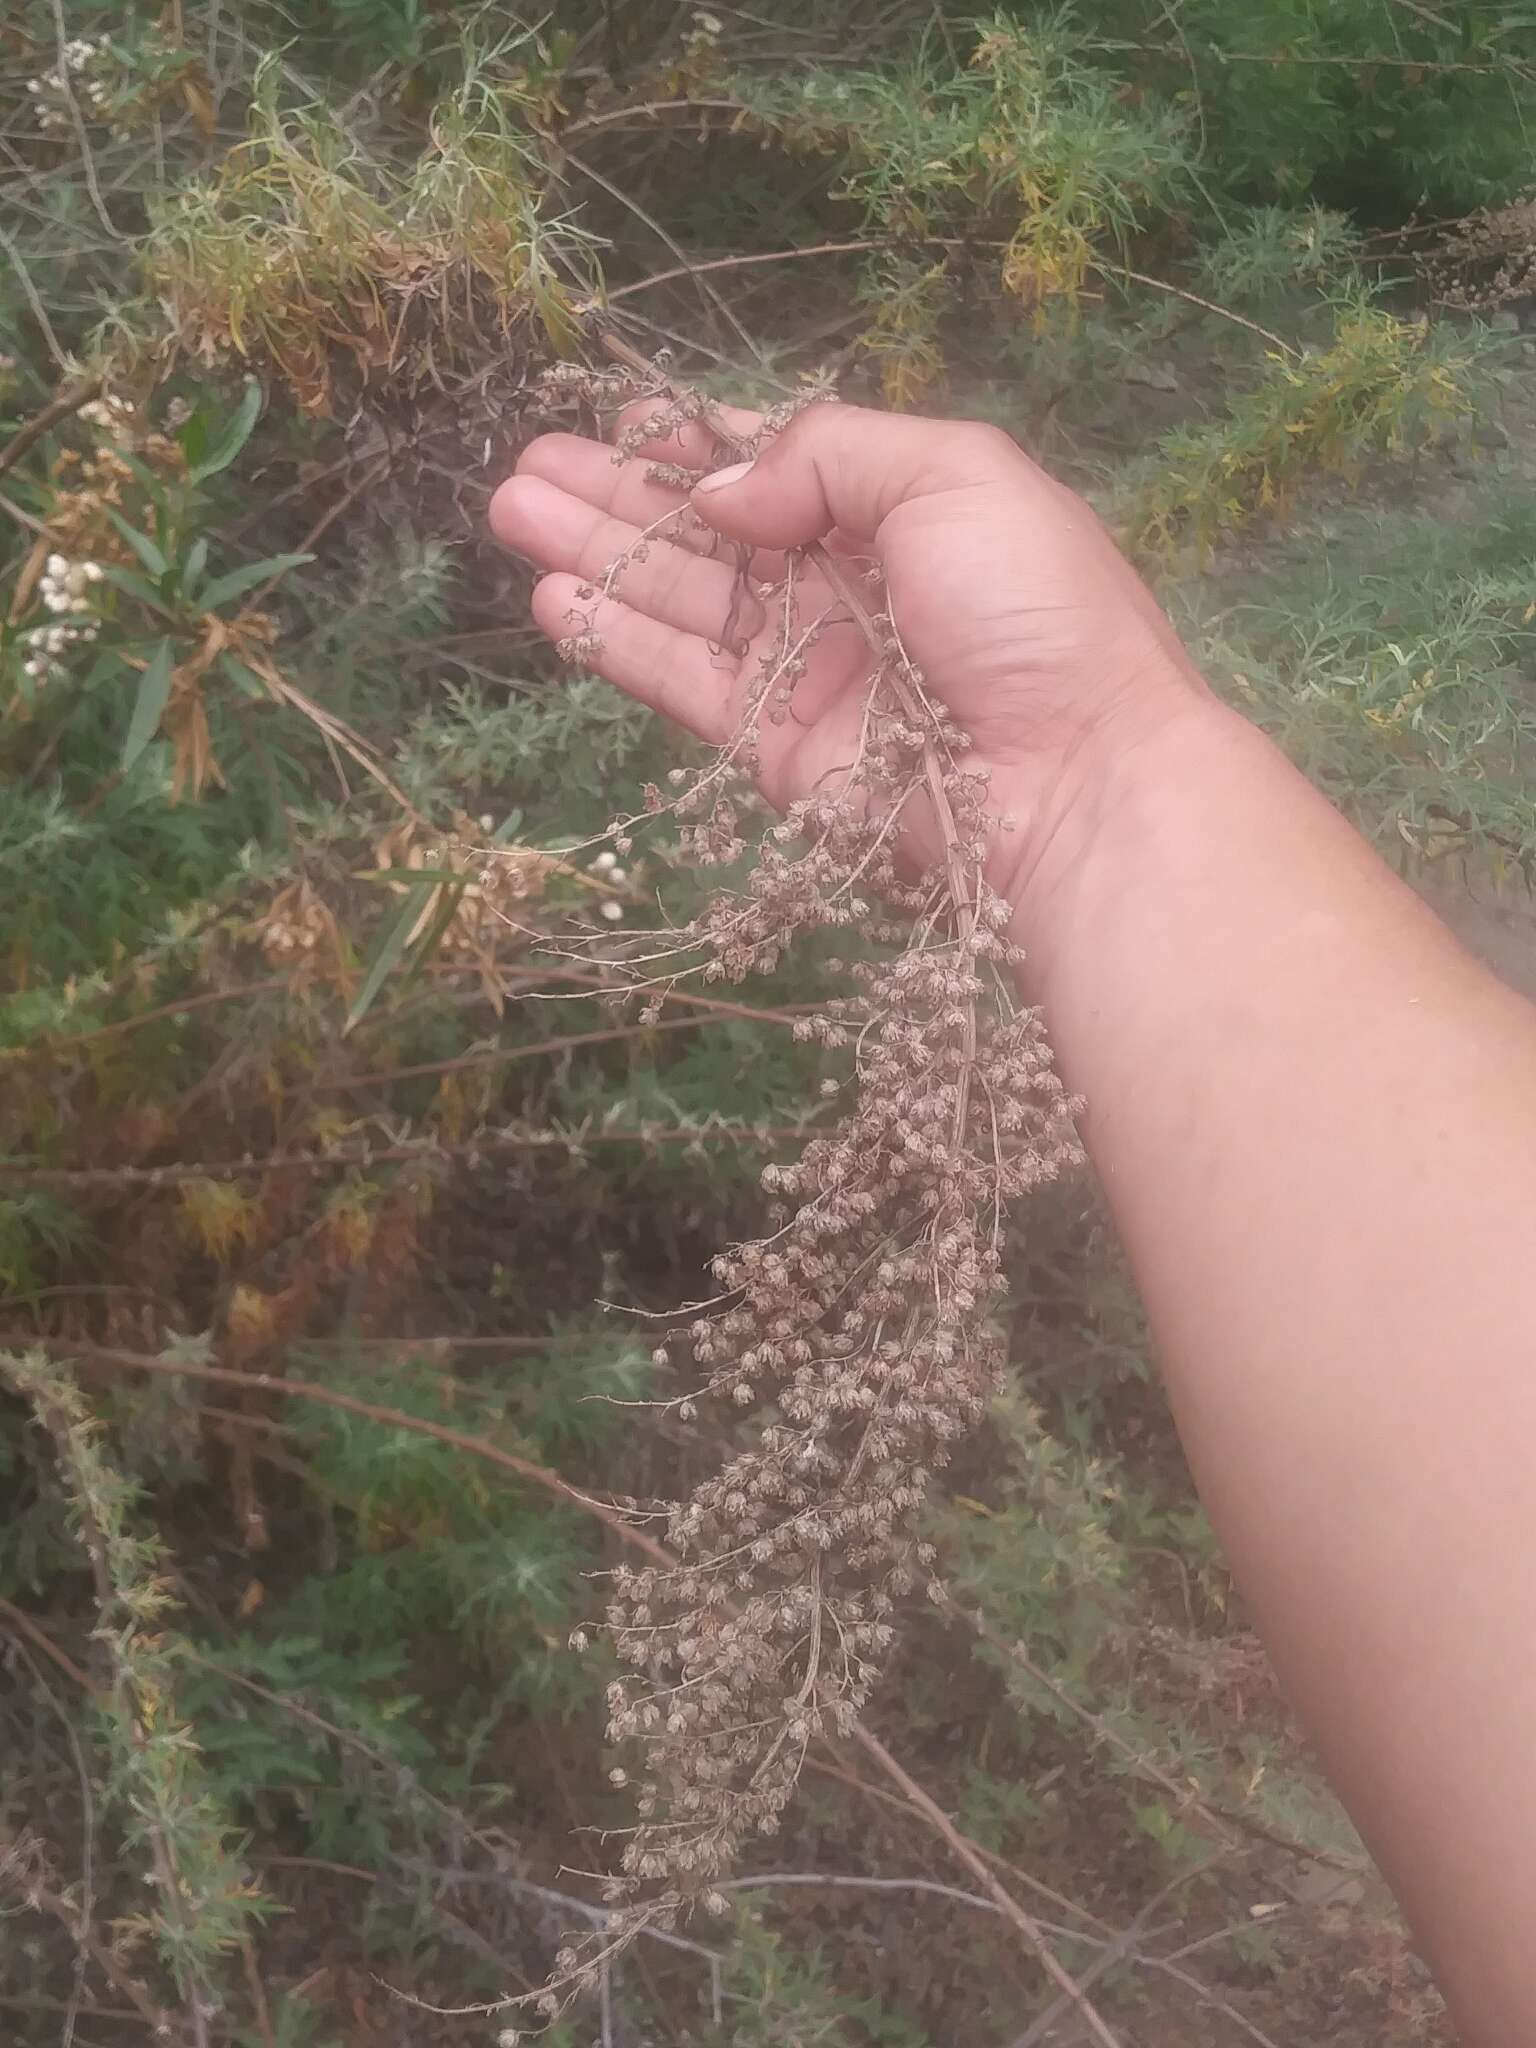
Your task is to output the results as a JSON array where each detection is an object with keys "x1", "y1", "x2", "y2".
[{"x1": 4, "y1": 4, "x2": 1536, "y2": 2042}]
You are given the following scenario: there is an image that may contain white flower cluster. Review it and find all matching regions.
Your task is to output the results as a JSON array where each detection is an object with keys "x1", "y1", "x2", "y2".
[
  {"x1": 26, "y1": 36, "x2": 114, "y2": 131},
  {"x1": 40, "y1": 552, "x2": 104, "y2": 614},
  {"x1": 592, "y1": 846, "x2": 628, "y2": 921},
  {"x1": 79, "y1": 391, "x2": 135, "y2": 441},
  {"x1": 20, "y1": 553, "x2": 102, "y2": 682},
  {"x1": 686, "y1": 9, "x2": 724, "y2": 46}
]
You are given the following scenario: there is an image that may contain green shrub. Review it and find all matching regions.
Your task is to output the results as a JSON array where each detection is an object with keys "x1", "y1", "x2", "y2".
[{"x1": 0, "y1": 3, "x2": 1512, "y2": 2039}]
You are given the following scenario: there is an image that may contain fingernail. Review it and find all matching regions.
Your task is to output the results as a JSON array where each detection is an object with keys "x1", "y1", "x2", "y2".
[{"x1": 694, "y1": 459, "x2": 754, "y2": 494}]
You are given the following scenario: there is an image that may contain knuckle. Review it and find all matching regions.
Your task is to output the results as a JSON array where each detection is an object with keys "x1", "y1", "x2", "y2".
[{"x1": 949, "y1": 418, "x2": 1020, "y2": 468}]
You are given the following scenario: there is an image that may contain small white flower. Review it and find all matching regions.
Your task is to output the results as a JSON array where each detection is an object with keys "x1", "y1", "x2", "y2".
[
  {"x1": 46, "y1": 554, "x2": 67, "y2": 578},
  {"x1": 478, "y1": 811, "x2": 494, "y2": 831},
  {"x1": 592, "y1": 848, "x2": 618, "y2": 873},
  {"x1": 608, "y1": 866, "x2": 628, "y2": 886},
  {"x1": 23, "y1": 659, "x2": 42, "y2": 678},
  {"x1": 83, "y1": 561, "x2": 103, "y2": 582},
  {"x1": 600, "y1": 899, "x2": 624, "y2": 922}
]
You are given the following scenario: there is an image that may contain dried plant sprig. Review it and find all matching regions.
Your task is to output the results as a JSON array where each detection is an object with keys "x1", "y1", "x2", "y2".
[{"x1": 526, "y1": 351, "x2": 1083, "y2": 1998}]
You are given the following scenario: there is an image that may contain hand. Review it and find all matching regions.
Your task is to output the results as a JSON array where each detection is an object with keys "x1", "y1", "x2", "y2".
[{"x1": 490, "y1": 400, "x2": 1206, "y2": 901}]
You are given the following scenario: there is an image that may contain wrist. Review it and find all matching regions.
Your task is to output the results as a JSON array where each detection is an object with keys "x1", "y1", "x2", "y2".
[{"x1": 989, "y1": 663, "x2": 1237, "y2": 941}]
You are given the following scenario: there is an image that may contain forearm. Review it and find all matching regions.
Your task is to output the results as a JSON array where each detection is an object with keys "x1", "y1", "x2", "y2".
[
  {"x1": 1011, "y1": 694, "x2": 1536, "y2": 2043},
  {"x1": 503, "y1": 389, "x2": 1536, "y2": 2031}
]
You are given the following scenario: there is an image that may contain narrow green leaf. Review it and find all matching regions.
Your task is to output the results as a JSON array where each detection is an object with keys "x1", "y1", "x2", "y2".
[
  {"x1": 198, "y1": 552, "x2": 313, "y2": 613},
  {"x1": 111, "y1": 446, "x2": 170, "y2": 505},
  {"x1": 343, "y1": 877, "x2": 442, "y2": 1035},
  {"x1": 177, "y1": 403, "x2": 209, "y2": 476},
  {"x1": 393, "y1": 881, "x2": 470, "y2": 1008},
  {"x1": 216, "y1": 652, "x2": 270, "y2": 701},
  {"x1": 182, "y1": 536, "x2": 209, "y2": 600},
  {"x1": 358, "y1": 865, "x2": 467, "y2": 884},
  {"x1": 121, "y1": 639, "x2": 176, "y2": 770},
  {"x1": 187, "y1": 381, "x2": 263, "y2": 483},
  {"x1": 99, "y1": 564, "x2": 175, "y2": 617},
  {"x1": 106, "y1": 509, "x2": 169, "y2": 581}
]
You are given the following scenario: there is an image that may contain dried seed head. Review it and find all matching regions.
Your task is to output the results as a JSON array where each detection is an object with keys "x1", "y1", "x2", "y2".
[{"x1": 532, "y1": 347, "x2": 1083, "y2": 1976}]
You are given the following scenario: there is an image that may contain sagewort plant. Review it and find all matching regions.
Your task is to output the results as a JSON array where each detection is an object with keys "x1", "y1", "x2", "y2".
[{"x1": 532, "y1": 349, "x2": 1084, "y2": 1994}]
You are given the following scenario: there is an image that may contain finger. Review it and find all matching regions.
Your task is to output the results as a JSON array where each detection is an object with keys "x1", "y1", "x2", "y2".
[
  {"x1": 531, "y1": 574, "x2": 734, "y2": 745},
  {"x1": 690, "y1": 405, "x2": 1044, "y2": 551},
  {"x1": 490, "y1": 475, "x2": 761, "y2": 644},
  {"x1": 517, "y1": 432, "x2": 713, "y2": 545},
  {"x1": 612, "y1": 395, "x2": 765, "y2": 469},
  {"x1": 515, "y1": 431, "x2": 788, "y2": 577}
]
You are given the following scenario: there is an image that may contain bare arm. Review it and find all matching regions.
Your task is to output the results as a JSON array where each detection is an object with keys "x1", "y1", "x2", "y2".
[
  {"x1": 1020, "y1": 696, "x2": 1536, "y2": 2044},
  {"x1": 493, "y1": 401, "x2": 1536, "y2": 2042}
]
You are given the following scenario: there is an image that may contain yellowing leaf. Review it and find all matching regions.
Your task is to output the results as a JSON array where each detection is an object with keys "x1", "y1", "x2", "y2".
[{"x1": 179, "y1": 1179, "x2": 259, "y2": 1262}]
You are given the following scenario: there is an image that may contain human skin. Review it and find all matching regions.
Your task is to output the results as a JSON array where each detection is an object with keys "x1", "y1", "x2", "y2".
[{"x1": 491, "y1": 404, "x2": 1536, "y2": 2044}]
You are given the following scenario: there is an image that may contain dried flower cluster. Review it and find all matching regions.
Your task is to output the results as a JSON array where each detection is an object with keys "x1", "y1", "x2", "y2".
[
  {"x1": 79, "y1": 391, "x2": 137, "y2": 440},
  {"x1": 1425, "y1": 198, "x2": 1536, "y2": 315},
  {"x1": 373, "y1": 818, "x2": 567, "y2": 955},
  {"x1": 529, "y1": 353, "x2": 1083, "y2": 1995},
  {"x1": 11, "y1": 393, "x2": 179, "y2": 704},
  {"x1": 254, "y1": 877, "x2": 342, "y2": 968},
  {"x1": 46, "y1": 395, "x2": 184, "y2": 564}
]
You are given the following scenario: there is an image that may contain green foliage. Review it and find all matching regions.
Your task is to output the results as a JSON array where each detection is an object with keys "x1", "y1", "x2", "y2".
[
  {"x1": 0, "y1": 1191, "x2": 89, "y2": 1294},
  {"x1": 708, "y1": 1905, "x2": 932, "y2": 2047},
  {"x1": 1183, "y1": 476, "x2": 1536, "y2": 871},
  {"x1": 276, "y1": 1343, "x2": 641, "y2": 1690},
  {"x1": 1120, "y1": 293, "x2": 1479, "y2": 555},
  {"x1": 1140, "y1": 0, "x2": 1536, "y2": 211},
  {"x1": 178, "y1": 1634, "x2": 446, "y2": 1867},
  {"x1": 140, "y1": 56, "x2": 594, "y2": 405},
  {"x1": 1, "y1": 1351, "x2": 268, "y2": 2009},
  {"x1": 1192, "y1": 202, "x2": 1364, "y2": 309},
  {"x1": 738, "y1": 12, "x2": 1194, "y2": 402},
  {"x1": 743, "y1": 14, "x2": 1193, "y2": 256},
  {"x1": 937, "y1": 1390, "x2": 1144, "y2": 1679},
  {"x1": 398, "y1": 673, "x2": 668, "y2": 821},
  {"x1": 0, "y1": 2, "x2": 1515, "y2": 2039},
  {"x1": 237, "y1": 1990, "x2": 344, "y2": 2048}
]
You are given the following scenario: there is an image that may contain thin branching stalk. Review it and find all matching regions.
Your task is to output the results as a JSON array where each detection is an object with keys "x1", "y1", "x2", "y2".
[{"x1": 526, "y1": 351, "x2": 1086, "y2": 2022}]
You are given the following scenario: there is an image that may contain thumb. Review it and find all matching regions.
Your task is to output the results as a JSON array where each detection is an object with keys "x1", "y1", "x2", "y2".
[{"x1": 690, "y1": 403, "x2": 1037, "y2": 552}]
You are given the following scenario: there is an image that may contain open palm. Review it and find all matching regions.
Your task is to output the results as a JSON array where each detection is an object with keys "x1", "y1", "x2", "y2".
[{"x1": 491, "y1": 400, "x2": 1199, "y2": 871}]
